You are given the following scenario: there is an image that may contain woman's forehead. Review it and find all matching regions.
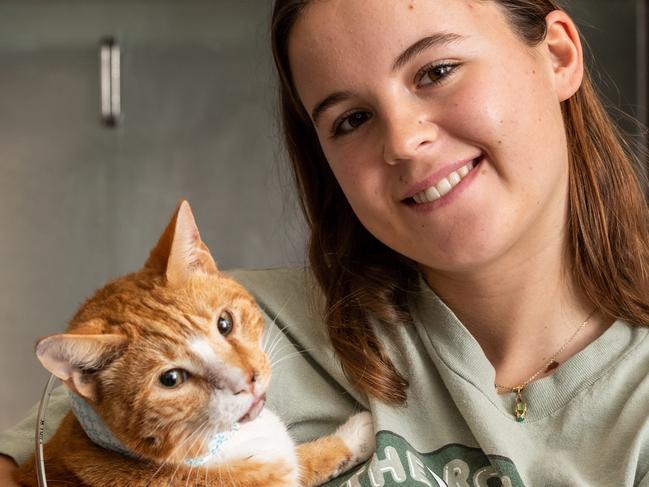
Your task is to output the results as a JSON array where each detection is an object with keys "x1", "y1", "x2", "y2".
[
  {"x1": 288, "y1": 0, "x2": 508, "y2": 105},
  {"x1": 290, "y1": 0, "x2": 495, "y2": 47},
  {"x1": 289, "y1": 0, "x2": 505, "y2": 68}
]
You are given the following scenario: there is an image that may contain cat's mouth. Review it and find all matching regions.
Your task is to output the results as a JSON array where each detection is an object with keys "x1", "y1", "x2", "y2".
[{"x1": 239, "y1": 393, "x2": 266, "y2": 423}]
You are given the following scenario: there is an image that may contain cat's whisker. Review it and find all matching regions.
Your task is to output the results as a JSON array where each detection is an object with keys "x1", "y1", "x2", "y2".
[
  {"x1": 264, "y1": 322, "x2": 289, "y2": 358},
  {"x1": 262, "y1": 297, "x2": 292, "y2": 351},
  {"x1": 267, "y1": 342, "x2": 294, "y2": 364},
  {"x1": 222, "y1": 458, "x2": 237, "y2": 487},
  {"x1": 163, "y1": 421, "x2": 210, "y2": 486},
  {"x1": 271, "y1": 345, "x2": 315, "y2": 363},
  {"x1": 261, "y1": 320, "x2": 278, "y2": 352},
  {"x1": 144, "y1": 421, "x2": 208, "y2": 487},
  {"x1": 185, "y1": 431, "x2": 208, "y2": 487},
  {"x1": 266, "y1": 323, "x2": 306, "y2": 363},
  {"x1": 271, "y1": 349, "x2": 314, "y2": 369},
  {"x1": 269, "y1": 296, "x2": 292, "y2": 325},
  {"x1": 265, "y1": 336, "x2": 285, "y2": 365},
  {"x1": 268, "y1": 344, "x2": 315, "y2": 369},
  {"x1": 263, "y1": 327, "x2": 282, "y2": 358},
  {"x1": 176, "y1": 422, "x2": 211, "y2": 482}
]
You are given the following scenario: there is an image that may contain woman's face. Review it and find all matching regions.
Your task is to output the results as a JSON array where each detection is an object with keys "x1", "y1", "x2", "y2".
[{"x1": 289, "y1": 0, "x2": 577, "y2": 275}]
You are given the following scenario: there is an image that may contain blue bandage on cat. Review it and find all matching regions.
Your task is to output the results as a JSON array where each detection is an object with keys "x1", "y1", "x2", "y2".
[
  {"x1": 184, "y1": 424, "x2": 240, "y2": 466},
  {"x1": 68, "y1": 391, "x2": 135, "y2": 458}
]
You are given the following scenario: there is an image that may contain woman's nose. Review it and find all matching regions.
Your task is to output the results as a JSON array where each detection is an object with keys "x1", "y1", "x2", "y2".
[{"x1": 382, "y1": 107, "x2": 439, "y2": 165}]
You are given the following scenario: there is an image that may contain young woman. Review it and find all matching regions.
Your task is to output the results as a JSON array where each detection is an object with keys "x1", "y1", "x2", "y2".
[{"x1": 2, "y1": 0, "x2": 649, "y2": 485}]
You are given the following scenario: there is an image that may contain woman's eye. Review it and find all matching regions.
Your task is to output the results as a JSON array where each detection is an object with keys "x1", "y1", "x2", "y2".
[
  {"x1": 417, "y1": 63, "x2": 458, "y2": 87},
  {"x1": 159, "y1": 369, "x2": 189, "y2": 388},
  {"x1": 217, "y1": 310, "x2": 234, "y2": 336},
  {"x1": 330, "y1": 111, "x2": 372, "y2": 138}
]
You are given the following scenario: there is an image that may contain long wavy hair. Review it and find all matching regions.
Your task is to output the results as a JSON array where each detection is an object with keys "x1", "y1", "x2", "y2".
[{"x1": 271, "y1": 0, "x2": 649, "y2": 405}]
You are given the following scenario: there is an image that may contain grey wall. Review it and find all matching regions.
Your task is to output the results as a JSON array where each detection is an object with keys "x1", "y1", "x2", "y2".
[
  {"x1": 0, "y1": 0, "x2": 645, "y2": 432},
  {"x1": 0, "y1": 0, "x2": 306, "y2": 431}
]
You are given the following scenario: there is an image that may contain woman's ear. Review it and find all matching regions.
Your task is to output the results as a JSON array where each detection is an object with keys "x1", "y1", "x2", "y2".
[{"x1": 543, "y1": 10, "x2": 584, "y2": 102}]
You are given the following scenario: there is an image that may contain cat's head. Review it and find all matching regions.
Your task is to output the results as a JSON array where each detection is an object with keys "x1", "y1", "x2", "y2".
[{"x1": 35, "y1": 201, "x2": 271, "y2": 463}]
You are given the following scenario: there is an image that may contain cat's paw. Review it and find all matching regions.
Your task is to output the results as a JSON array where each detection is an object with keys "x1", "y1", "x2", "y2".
[{"x1": 335, "y1": 411, "x2": 375, "y2": 467}]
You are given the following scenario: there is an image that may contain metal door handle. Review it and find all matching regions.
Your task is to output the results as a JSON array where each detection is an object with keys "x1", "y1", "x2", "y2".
[{"x1": 100, "y1": 37, "x2": 121, "y2": 127}]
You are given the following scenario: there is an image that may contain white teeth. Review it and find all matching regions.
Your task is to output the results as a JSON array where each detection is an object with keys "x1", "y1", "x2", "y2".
[
  {"x1": 411, "y1": 158, "x2": 478, "y2": 204},
  {"x1": 448, "y1": 172, "x2": 461, "y2": 185},
  {"x1": 424, "y1": 186, "x2": 441, "y2": 201},
  {"x1": 436, "y1": 178, "x2": 452, "y2": 196}
]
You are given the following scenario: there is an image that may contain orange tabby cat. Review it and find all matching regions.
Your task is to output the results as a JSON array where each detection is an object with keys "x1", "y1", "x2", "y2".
[{"x1": 15, "y1": 201, "x2": 374, "y2": 487}]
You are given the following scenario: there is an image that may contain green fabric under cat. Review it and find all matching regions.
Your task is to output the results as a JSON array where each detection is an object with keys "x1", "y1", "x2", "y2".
[{"x1": 2, "y1": 268, "x2": 649, "y2": 486}]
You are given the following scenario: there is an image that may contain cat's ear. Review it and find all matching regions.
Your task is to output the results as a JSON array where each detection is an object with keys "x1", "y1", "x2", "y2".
[
  {"x1": 36, "y1": 331, "x2": 127, "y2": 401},
  {"x1": 144, "y1": 200, "x2": 218, "y2": 287}
]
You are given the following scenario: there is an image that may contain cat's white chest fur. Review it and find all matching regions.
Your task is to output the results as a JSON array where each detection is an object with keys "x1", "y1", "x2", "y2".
[{"x1": 205, "y1": 408, "x2": 298, "y2": 472}]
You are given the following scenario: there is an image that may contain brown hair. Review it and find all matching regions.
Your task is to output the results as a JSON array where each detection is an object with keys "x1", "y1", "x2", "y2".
[{"x1": 271, "y1": 0, "x2": 649, "y2": 405}]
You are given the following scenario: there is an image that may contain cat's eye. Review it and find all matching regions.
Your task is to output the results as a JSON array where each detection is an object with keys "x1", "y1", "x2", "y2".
[
  {"x1": 159, "y1": 369, "x2": 189, "y2": 389},
  {"x1": 217, "y1": 311, "x2": 234, "y2": 336}
]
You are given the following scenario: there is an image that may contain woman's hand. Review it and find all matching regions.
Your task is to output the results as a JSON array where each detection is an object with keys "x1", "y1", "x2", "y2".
[{"x1": 0, "y1": 454, "x2": 20, "y2": 486}]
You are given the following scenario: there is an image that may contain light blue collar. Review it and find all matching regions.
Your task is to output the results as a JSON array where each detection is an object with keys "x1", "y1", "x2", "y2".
[
  {"x1": 68, "y1": 391, "x2": 239, "y2": 465},
  {"x1": 68, "y1": 391, "x2": 135, "y2": 458}
]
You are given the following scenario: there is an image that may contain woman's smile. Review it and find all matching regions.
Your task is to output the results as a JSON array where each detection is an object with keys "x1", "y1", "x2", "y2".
[{"x1": 402, "y1": 154, "x2": 483, "y2": 210}]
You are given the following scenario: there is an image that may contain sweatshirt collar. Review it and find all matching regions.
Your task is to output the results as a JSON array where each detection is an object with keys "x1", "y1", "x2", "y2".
[{"x1": 410, "y1": 274, "x2": 647, "y2": 422}]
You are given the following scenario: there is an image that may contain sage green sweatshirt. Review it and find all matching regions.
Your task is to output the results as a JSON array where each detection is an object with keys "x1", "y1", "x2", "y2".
[{"x1": 2, "y1": 268, "x2": 648, "y2": 486}]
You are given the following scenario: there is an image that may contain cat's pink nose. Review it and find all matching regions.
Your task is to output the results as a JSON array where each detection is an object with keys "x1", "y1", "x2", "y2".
[{"x1": 234, "y1": 371, "x2": 257, "y2": 395}]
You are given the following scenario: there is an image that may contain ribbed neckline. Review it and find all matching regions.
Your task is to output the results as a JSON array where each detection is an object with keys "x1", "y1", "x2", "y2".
[{"x1": 410, "y1": 275, "x2": 648, "y2": 422}]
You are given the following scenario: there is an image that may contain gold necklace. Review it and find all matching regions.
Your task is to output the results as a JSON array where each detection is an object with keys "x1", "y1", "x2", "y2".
[{"x1": 494, "y1": 309, "x2": 597, "y2": 422}]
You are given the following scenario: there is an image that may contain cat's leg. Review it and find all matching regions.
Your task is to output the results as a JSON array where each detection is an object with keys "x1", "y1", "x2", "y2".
[{"x1": 297, "y1": 411, "x2": 375, "y2": 487}]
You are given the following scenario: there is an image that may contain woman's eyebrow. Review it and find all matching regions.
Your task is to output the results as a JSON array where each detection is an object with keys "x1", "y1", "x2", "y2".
[
  {"x1": 311, "y1": 91, "x2": 355, "y2": 127},
  {"x1": 392, "y1": 32, "x2": 467, "y2": 72},
  {"x1": 310, "y1": 32, "x2": 466, "y2": 127}
]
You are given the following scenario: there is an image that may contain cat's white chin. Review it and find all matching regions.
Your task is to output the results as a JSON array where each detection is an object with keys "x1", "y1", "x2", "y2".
[{"x1": 239, "y1": 393, "x2": 266, "y2": 423}]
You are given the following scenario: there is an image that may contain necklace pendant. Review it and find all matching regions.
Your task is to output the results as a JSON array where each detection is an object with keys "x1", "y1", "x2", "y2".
[
  {"x1": 513, "y1": 388, "x2": 527, "y2": 422},
  {"x1": 545, "y1": 360, "x2": 560, "y2": 373}
]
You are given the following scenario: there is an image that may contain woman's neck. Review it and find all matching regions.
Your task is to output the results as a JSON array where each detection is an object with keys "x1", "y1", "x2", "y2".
[{"x1": 422, "y1": 238, "x2": 613, "y2": 389}]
